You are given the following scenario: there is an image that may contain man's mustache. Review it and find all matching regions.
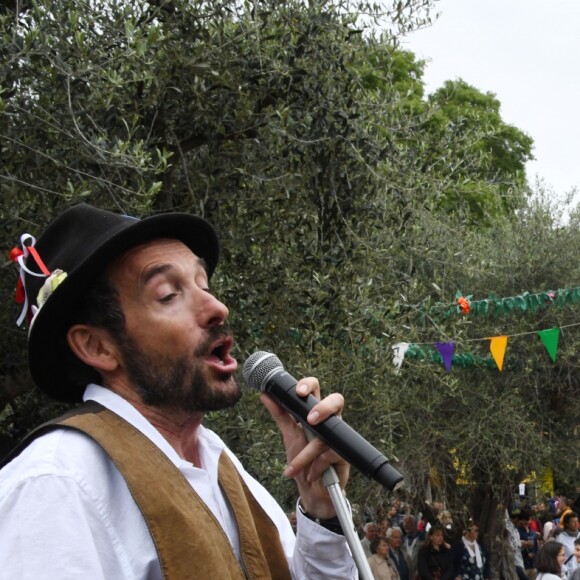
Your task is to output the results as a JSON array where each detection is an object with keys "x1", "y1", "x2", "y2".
[{"x1": 194, "y1": 323, "x2": 234, "y2": 357}]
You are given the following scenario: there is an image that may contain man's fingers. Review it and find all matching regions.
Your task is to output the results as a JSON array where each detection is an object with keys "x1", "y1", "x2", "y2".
[
  {"x1": 305, "y1": 391, "x2": 344, "y2": 424},
  {"x1": 259, "y1": 380, "x2": 349, "y2": 488},
  {"x1": 290, "y1": 444, "x2": 343, "y2": 481},
  {"x1": 259, "y1": 393, "x2": 302, "y2": 437}
]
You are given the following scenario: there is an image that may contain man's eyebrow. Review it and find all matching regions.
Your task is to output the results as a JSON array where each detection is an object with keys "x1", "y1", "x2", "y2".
[
  {"x1": 142, "y1": 263, "x2": 173, "y2": 286},
  {"x1": 197, "y1": 257, "x2": 209, "y2": 273},
  {"x1": 142, "y1": 257, "x2": 209, "y2": 286}
]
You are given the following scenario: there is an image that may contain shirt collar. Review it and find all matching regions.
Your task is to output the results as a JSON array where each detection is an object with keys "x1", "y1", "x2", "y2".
[{"x1": 83, "y1": 383, "x2": 224, "y2": 469}]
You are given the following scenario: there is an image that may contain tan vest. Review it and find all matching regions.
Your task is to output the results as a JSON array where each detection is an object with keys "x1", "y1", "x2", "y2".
[{"x1": 3, "y1": 401, "x2": 291, "y2": 580}]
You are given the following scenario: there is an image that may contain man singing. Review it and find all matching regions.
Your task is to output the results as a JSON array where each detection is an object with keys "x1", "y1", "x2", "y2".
[{"x1": 0, "y1": 203, "x2": 356, "y2": 578}]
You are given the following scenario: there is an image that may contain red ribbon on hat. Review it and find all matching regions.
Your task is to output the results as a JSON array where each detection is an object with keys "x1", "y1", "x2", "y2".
[
  {"x1": 9, "y1": 248, "x2": 26, "y2": 305},
  {"x1": 9, "y1": 235, "x2": 51, "y2": 326}
]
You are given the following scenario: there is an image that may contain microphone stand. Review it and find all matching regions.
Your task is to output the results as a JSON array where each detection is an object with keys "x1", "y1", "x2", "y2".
[{"x1": 305, "y1": 430, "x2": 374, "y2": 580}]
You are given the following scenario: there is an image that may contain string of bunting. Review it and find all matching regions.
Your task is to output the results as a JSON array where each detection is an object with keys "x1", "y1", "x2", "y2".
[
  {"x1": 391, "y1": 322, "x2": 580, "y2": 372},
  {"x1": 391, "y1": 323, "x2": 580, "y2": 373},
  {"x1": 411, "y1": 286, "x2": 580, "y2": 320},
  {"x1": 391, "y1": 285, "x2": 580, "y2": 372}
]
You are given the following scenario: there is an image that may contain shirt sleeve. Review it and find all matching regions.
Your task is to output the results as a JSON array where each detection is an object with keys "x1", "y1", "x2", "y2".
[
  {"x1": 291, "y1": 505, "x2": 358, "y2": 579},
  {"x1": 0, "y1": 473, "x2": 130, "y2": 579}
]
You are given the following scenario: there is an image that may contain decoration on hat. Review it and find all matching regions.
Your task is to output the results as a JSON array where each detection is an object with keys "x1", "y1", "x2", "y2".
[
  {"x1": 28, "y1": 268, "x2": 68, "y2": 329},
  {"x1": 9, "y1": 234, "x2": 52, "y2": 326},
  {"x1": 36, "y1": 269, "x2": 68, "y2": 309}
]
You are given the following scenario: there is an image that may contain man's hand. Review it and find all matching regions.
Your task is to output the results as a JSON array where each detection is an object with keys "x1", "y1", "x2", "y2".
[{"x1": 260, "y1": 377, "x2": 350, "y2": 520}]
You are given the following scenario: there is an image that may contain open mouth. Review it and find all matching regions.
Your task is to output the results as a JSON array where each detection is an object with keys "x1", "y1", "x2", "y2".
[
  {"x1": 208, "y1": 337, "x2": 237, "y2": 372},
  {"x1": 211, "y1": 342, "x2": 228, "y2": 364}
]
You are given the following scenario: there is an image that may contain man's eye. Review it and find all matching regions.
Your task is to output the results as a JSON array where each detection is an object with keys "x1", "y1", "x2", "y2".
[{"x1": 160, "y1": 293, "x2": 177, "y2": 303}]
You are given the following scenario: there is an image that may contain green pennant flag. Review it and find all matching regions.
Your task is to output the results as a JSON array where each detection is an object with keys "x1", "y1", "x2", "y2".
[{"x1": 538, "y1": 328, "x2": 560, "y2": 363}]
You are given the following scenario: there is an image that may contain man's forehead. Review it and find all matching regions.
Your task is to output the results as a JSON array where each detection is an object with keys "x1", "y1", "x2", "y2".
[
  {"x1": 121, "y1": 237, "x2": 192, "y2": 258},
  {"x1": 109, "y1": 239, "x2": 205, "y2": 274}
]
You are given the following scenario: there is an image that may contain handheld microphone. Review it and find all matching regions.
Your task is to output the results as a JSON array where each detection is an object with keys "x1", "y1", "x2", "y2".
[{"x1": 243, "y1": 351, "x2": 404, "y2": 491}]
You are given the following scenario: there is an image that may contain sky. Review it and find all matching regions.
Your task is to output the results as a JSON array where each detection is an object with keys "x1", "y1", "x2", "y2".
[{"x1": 402, "y1": 0, "x2": 580, "y2": 207}]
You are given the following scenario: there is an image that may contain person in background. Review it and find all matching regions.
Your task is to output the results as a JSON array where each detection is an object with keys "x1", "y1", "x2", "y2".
[
  {"x1": 558, "y1": 512, "x2": 580, "y2": 577},
  {"x1": 368, "y1": 536, "x2": 399, "y2": 580},
  {"x1": 403, "y1": 514, "x2": 424, "y2": 580},
  {"x1": 387, "y1": 502, "x2": 404, "y2": 530},
  {"x1": 380, "y1": 516, "x2": 393, "y2": 538},
  {"x1": 438, "y1": 510, "x2": 458, "y2": 545},
  {"x1": 567, "y1": 538, "x2": 580, "y2": 580},
  {"x1": 417, "y1": 524, "x2": 454, "y2": 580},
  {"x1": 559, "y1": 498, "x2": 573, "y2": 529},
  {"x1": 388, "y1": 526, "x2": 411, "y2": 580},
  {"x1": 543, "y1": 511, "x2": 561, "y2": 542},
  {"x1": 362, "y1": 522, "x2": 380, "y2": 558},
  {"x1": 518, "y1": 506, "x2": 539, "y2": 580},
  {"x1": 433, "y1": 501, "x2": 445, "y2": 517},
  {"x1": 423, "y1": 500, "x2": 445, "y2": 534},
  {"x1": 507, "y1": 508, "x2": 528, "y2": 580},
  {"x1": 535, "y1": 541, "x2": 566, "y2": 580},
  {"x1": 451, "y1": 520, "x2": 489, "y2": 580},
  {"x1": 531, "y1": 504, "x2": 546, "y2": 544},
  {"x1": 391, "y1": 499, "x2": 406, "y2": 529},
  {"x1": 547, "y1": 494, "x2": 560, "y2": 518}
]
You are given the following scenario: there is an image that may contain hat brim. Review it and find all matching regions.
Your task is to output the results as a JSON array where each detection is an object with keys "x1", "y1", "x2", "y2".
[{"x1": 27, "y1": 212, "x2": 219, "y2": 403}]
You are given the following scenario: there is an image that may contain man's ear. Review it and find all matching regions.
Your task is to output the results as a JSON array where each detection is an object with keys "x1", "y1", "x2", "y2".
[{"x1": 67, "y1": 324, "x2": 120, "y2": 372}]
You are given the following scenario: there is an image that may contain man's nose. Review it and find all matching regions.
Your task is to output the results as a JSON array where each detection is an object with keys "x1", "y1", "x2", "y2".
[{"x1": 199, "y1": 291, "x2": 229, "y2": 327}]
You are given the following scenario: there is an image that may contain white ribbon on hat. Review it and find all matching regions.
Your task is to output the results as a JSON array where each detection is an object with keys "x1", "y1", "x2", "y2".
[{"x1": 14, "y1": 234, "x2": 50, "y2": 327}]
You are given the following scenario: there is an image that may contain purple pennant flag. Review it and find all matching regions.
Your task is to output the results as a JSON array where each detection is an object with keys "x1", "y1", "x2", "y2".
[{"x1": 435, "y1": 341, "x2": 455, "y2": 372}]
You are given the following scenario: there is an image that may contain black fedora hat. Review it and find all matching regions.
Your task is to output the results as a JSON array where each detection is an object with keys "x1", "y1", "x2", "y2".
[{"x1": 17, "y1": 203, "x2": 219, "y2": 403}]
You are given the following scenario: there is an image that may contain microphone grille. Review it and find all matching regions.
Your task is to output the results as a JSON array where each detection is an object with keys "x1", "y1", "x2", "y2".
[{"x1": 243, "y1": 351, "x2": 284, "y2": 392}]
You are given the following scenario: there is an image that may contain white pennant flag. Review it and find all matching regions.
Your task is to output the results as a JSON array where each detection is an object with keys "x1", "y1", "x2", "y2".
[{"x1": 391, "y1": 342, "x2": 410, "y2": 374}]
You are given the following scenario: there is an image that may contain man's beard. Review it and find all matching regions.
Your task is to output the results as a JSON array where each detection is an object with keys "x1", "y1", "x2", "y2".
[{"x1": 116, "y1": 325, "x2": 242, "y2": 413}]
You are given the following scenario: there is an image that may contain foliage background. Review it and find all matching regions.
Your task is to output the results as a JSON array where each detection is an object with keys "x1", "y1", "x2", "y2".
[{"x1": 1, "y1": 0, "x2": 579, "y2": 575}]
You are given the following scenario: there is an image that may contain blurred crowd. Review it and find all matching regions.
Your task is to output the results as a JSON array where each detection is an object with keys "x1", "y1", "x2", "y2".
[
  {"x1": 287, "y1": 493, "x2": 580, "y2": 580},
  {"x1": 356, "y1": 498, "x2": 485, "y2": 580}
]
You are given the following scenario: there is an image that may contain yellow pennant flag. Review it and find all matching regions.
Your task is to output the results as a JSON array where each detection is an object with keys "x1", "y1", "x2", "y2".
[{"x1": 490, "y1": 336, "x2": 508, "y2": 371}]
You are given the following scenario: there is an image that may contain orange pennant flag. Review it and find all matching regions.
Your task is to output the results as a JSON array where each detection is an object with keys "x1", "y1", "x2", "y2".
[{"x1": 489, "y1": 336, "x2": 508, "y2": 371}]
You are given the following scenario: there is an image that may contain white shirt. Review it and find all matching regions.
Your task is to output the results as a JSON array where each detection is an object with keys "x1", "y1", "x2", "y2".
[
  {"x1": 0, "y1": 384, "x2": 356, "y2": 579},
  {"x1": 505, "y1": 516, "x2": 525, "y2": 569},
  {"x1": 559, "y1": 530, "x2": 580, "y2": 575}
]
